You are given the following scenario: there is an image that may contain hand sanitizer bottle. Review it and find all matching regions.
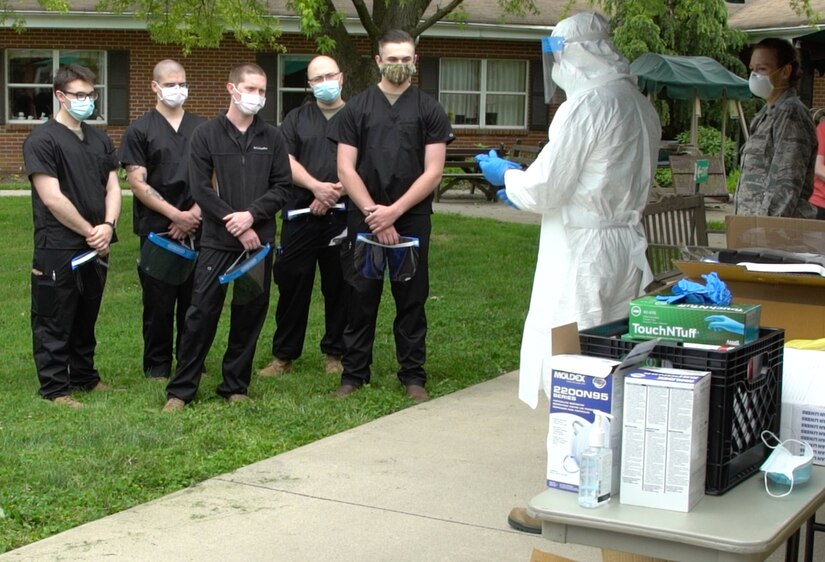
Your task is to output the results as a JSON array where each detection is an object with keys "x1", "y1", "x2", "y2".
[{"x1": 578, "y1": 411, "x2": 613, "y2": 508}]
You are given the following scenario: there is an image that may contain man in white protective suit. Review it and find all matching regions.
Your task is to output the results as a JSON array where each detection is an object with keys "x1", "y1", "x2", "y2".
[{"x1": 477, "y1": 11, "x2": 661, "y2": 533}]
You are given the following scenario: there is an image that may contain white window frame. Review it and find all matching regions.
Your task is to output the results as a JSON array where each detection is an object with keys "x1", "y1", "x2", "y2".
[
  {"x1": 439, "y1": 58, "x2": 529, "y2": 130},
  {"x1": 5, "y1": 49, "x2": 108, "y2": 125},
  {"x1": 278, "y1": 54, "x2": 313, "y2": 124}
]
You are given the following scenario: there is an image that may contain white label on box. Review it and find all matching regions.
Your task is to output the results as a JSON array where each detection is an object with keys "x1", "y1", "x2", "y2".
[
  {"x1": 620, "y1": 368, "x2": 711, "y2": 512},
  {"x1": 781, "y1": 348, "x2": 825, "y2": 466}
]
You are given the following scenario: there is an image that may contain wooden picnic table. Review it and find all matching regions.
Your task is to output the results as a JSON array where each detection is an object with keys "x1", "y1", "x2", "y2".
[{"x1": 437, "y1": 145, "x2": 502, "y2": 201}]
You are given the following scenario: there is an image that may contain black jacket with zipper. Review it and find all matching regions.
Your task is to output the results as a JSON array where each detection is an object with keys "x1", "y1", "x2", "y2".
[{"x1": 189, "y1": 111, "x2": 291, "y2": 251}]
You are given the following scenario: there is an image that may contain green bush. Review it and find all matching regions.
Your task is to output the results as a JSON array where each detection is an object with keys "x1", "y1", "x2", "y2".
[
  {"x1": 676, "y1": 126, "x2": 738, "y2": 172},
  {"x1": 726, "y1": 167, "x2": 740, "y2": 194},
  {"x1": 655, "y1": 168, "x2": 672, "y2": 188}
]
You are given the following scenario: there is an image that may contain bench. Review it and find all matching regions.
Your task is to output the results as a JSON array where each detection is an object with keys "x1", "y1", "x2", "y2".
[
  {"x1": 642, "y1": 194, "x2": 710, "y2": 286},
  {"x1": 508, "y1": 139, "x2": 544, "y2": 168},
  {"x1": 663, "y1": 154, "x2": 728, "y2": 199},
  {"x1": 437, "y1": 140, "x2": 542, "y2": 201},
  {"x1": 437, "y1": 145, "x2": 502, "y2": 201}
]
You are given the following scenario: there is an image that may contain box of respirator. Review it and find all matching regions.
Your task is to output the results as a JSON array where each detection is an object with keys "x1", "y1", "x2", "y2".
[{"x1": 546, "y1": 339, "x2": 657, "y2": 494}]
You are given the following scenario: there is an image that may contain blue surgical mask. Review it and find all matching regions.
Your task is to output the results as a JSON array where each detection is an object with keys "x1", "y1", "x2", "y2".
[
  {"x1": 760, "y1": 431, "x2": 814, "y2": 498},
  {"x1": 312, "y1": 80, "x2": 341, "y2": 104},
  {"x1": 66, "y1": 97, "x2": 95, "y2": 121}
]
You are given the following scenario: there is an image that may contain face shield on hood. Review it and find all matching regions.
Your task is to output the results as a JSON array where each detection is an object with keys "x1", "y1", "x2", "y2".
[{"x1": 541, "y1": 12, "x2": 631, "y2": 101}]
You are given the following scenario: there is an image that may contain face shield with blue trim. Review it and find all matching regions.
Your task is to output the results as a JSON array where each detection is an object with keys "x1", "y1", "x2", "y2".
[
  {"x1": 541, "y1": 36, "x2": 566, "y2": 103},
  {"x1": 218, "y1": 244, "x2": 271, "y2": 305}
]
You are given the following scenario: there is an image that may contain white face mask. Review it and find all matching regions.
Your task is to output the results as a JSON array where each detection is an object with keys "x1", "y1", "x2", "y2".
[
  {"x1": 158, "y1": 85, "x2": 188, "y2": 108},
  {"x1": 759, "y1": 431, "x2": 813, "y2": 498},
  {"x1": 231, "y1": 85, "x2": 265, "y2": 116},
  {"x1": 748, "y1": 71, "x2": 774, "y2": 100}
]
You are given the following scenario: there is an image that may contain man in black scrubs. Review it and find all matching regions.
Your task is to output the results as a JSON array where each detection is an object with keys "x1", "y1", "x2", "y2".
[
  {"x1": 258, "y1": 55, "x2": 348, "y2": 379},
  {"x1": 23, "y1": 63, "x2": 122, "y2": 408},
  {"x1": 163, "y1": 62, "x2": 291, "y2": 411},
  {"x1": 120, "y1": 59, "x2": 206, "y2": 379},
  {"x1": 330, "y1": 29, "x2": 454, "y2": 403}
]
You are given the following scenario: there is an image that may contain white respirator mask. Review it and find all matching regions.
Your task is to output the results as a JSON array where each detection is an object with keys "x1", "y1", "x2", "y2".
[
  {"x1": 159, "y1": 85, "x2": 188, "y2": 108},
  {"x1": 232, "y1": 85, "x2": 266, "y2": 116}
]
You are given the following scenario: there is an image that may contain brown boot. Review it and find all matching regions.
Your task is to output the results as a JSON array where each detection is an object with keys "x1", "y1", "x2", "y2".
[
  {"x1": 324, "y1": 354, "x2": 343, "y2": 375},
  {"x1": 162, "y1": 397, "x2": 185, "y2": 412},
  {"x1": 227, "y1": 394, "x2": 251, "y2": 404},
  {"x1": 258, "y1": 358, "x2": 292, "y2": 378},
  {"x1": 53, "y1": 395, "x2": 84, "y2": 409},
  {"x1": 405, "y1": 385, "x2": 429, "y2": 403},
  {"x1": 330, "y1": 384, "x2": 359, "y2": 398},
  {"x1": 507, "y1": 507, "x2": 541, "y2": 534}
]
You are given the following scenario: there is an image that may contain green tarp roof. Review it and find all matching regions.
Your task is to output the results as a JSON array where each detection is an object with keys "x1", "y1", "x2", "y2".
[{"x1": 630, "y1": 53, "x2": 752, "y2": 101}]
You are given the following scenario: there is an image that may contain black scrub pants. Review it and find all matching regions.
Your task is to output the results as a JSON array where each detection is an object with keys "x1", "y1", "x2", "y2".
[
  {"x1": 31, "y1": 248, "x2": 107, "y2": 399},
  {"x1": 166, "y1": 247, "x2": 272, "y2": 403},
  {"x1": 138, "y1": 236, "x2": 195, "y2": 378},
  {"x1": 272, "y1": 217, "x2": 347, "y2": 361},
  {"x1": 340, "y1": 213, "x2": 430, "y2": 388}
]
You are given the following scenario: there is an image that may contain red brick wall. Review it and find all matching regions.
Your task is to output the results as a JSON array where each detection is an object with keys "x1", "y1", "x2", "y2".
[
  {"x1": 813, "y1": 73, "x2": 825, "y2": 110},
  {"x1": 1, "y1": 29, "x2": 549, "y2": 175}
]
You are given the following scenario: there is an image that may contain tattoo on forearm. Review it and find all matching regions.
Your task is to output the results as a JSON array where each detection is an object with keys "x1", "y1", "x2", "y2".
[{"x1": 146, "y1": 186, "x2": 163, "y2": 201}]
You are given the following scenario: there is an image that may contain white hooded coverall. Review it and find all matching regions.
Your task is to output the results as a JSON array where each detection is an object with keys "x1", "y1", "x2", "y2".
[{"x1": 504, "y1": 12, "x2": 662, "y2": 409}]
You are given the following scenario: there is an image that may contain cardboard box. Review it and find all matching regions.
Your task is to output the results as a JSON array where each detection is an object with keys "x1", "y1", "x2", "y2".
[
  {"x1": 675, "y1": 215, "x2": 825, "y2": 340},
  {"x1": 546, "y1": 338, "x2": 657, "y2": 494},
  {"x1": 620, "y1": 367, "x2": 711, "y2": 512},
  {"x1": 628, "y1": 295, "x2": 760, "y2": 346},
  {"x1": 780, "y1": 348, "x2": 825, "y2": 465}
]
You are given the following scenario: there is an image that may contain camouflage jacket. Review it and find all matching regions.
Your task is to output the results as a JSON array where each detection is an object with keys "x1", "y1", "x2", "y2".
[{"x1": 733, "y1": 88, "x2": 817, "y2": 218}]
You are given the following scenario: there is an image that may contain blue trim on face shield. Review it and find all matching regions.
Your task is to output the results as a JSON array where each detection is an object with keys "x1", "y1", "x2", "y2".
[{"x1": 542, "y1": 36, "x2": 565, "y2": 54}]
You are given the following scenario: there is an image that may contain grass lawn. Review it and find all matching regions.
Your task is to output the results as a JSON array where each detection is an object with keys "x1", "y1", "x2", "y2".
[{"x1": 0, "y1": 195, "x2": 538, "y2": 553}]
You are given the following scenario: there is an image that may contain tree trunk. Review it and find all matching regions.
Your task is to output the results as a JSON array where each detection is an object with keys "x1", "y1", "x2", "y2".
[{"x1": 323, "y1": 0, "x2": 452, "y2": 98}]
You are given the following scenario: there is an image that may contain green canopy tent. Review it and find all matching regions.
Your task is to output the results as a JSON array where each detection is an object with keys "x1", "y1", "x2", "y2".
[{"x1": 630, "y1": 53, "x2": 752, "y2": 154}]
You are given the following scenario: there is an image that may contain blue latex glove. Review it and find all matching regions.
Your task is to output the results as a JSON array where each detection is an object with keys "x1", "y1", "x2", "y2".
[
  {"x1": 705, "y1": 315, "x2": 745, "y2": 335},
  {"x1": 700, "y1": 272, "x2": 732, "y2": 305},
  {"x1": 474, "y1": 149, "x2": 521, "y2": 187},
  {"x1": 655, "y1": 272, "x2": 732, "y2": 306},
  {"x1": 496, "y1": 189, "x2": 520, "y2": 209}
]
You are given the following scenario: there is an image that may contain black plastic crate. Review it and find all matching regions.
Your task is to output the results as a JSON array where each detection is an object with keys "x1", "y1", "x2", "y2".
[{"x1": 579, "y1": 318, "x2": 784, "y2": 495}]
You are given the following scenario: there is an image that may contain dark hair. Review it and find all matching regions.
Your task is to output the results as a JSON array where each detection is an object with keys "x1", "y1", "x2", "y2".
[
  {"x1": 754, "y1": 37, "x2": 800, "y2": 86},
  {"x1": 229, "y1": 62, "x2": 266, "y2": 85},
  {"x1": 378, "y1": 29, "x2": 415, "y2": 55},
  {"x1": 53, "y1": 64, "x2": 96, "y2": 92}
]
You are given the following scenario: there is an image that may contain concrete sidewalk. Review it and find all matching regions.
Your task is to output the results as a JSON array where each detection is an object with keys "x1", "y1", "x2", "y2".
[
  {"x1": 0, "y1": 373, "x2": 600, "y2": 562},
  {"x1": 4, "y1": 370, "x2": 822, "y2": 561}
]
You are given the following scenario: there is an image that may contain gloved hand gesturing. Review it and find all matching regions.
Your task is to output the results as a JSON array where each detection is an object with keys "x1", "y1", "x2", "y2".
[
  {"x1": 474, "y1": 149, "x2": 521, "y2": 187},
  {"x1": 496, "y1": 189, "x2": 520, "y2": 210},
  {"x1": 704, "y1": 315, "x2": 745, "y2": 335}
]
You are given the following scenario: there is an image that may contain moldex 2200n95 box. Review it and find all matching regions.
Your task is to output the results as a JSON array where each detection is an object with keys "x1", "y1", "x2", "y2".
[
  {"x1": 628, "y1": 295, "x2": 760, "y2": 347},
  {"x1": 546, "y1": 339, "x2": 657, "y2": 494}
]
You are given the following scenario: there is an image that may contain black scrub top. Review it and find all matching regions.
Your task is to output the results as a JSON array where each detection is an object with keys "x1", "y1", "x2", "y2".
[
  {"x1": 330, "y1": 85, "x2": 454, "y2": 215},
  {"x1": 119, "y1": 109, "x2": 207, "y2": 236},
  {"x1": 23, "y1": 119, "x2": 119, "y2": 250},
  {"x1": 279, "y1": 102, "x2": 344, "y2": 213}
]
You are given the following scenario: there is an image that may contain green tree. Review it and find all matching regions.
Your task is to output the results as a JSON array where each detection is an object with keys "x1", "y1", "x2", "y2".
[
  {"x1": 285, "y1": 0, "x2": 539, "y2": 97},
  {"x1": 1, "y1": 0, "x2": 536, "y2": 95},
  {"x1": 586, "y1": 0, "x2": 817, "y2": 136}
]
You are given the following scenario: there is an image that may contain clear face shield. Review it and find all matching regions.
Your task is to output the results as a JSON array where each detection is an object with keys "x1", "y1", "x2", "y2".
[
  {"x1": 139, "y1": 232, "x2": 199, "y2": 286},
  {"x1": 218, "y1": 244, "x2": 271, "y2": 305},
  {"x1": 541, "y1": 36, "x2": 566, "y2": 103},
  {"x1": 354, "y1": 233, "x2": 420, "y2": 282},
  {"x1": 71, "y1": 249, "x2": 108, "y2": 299}
]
